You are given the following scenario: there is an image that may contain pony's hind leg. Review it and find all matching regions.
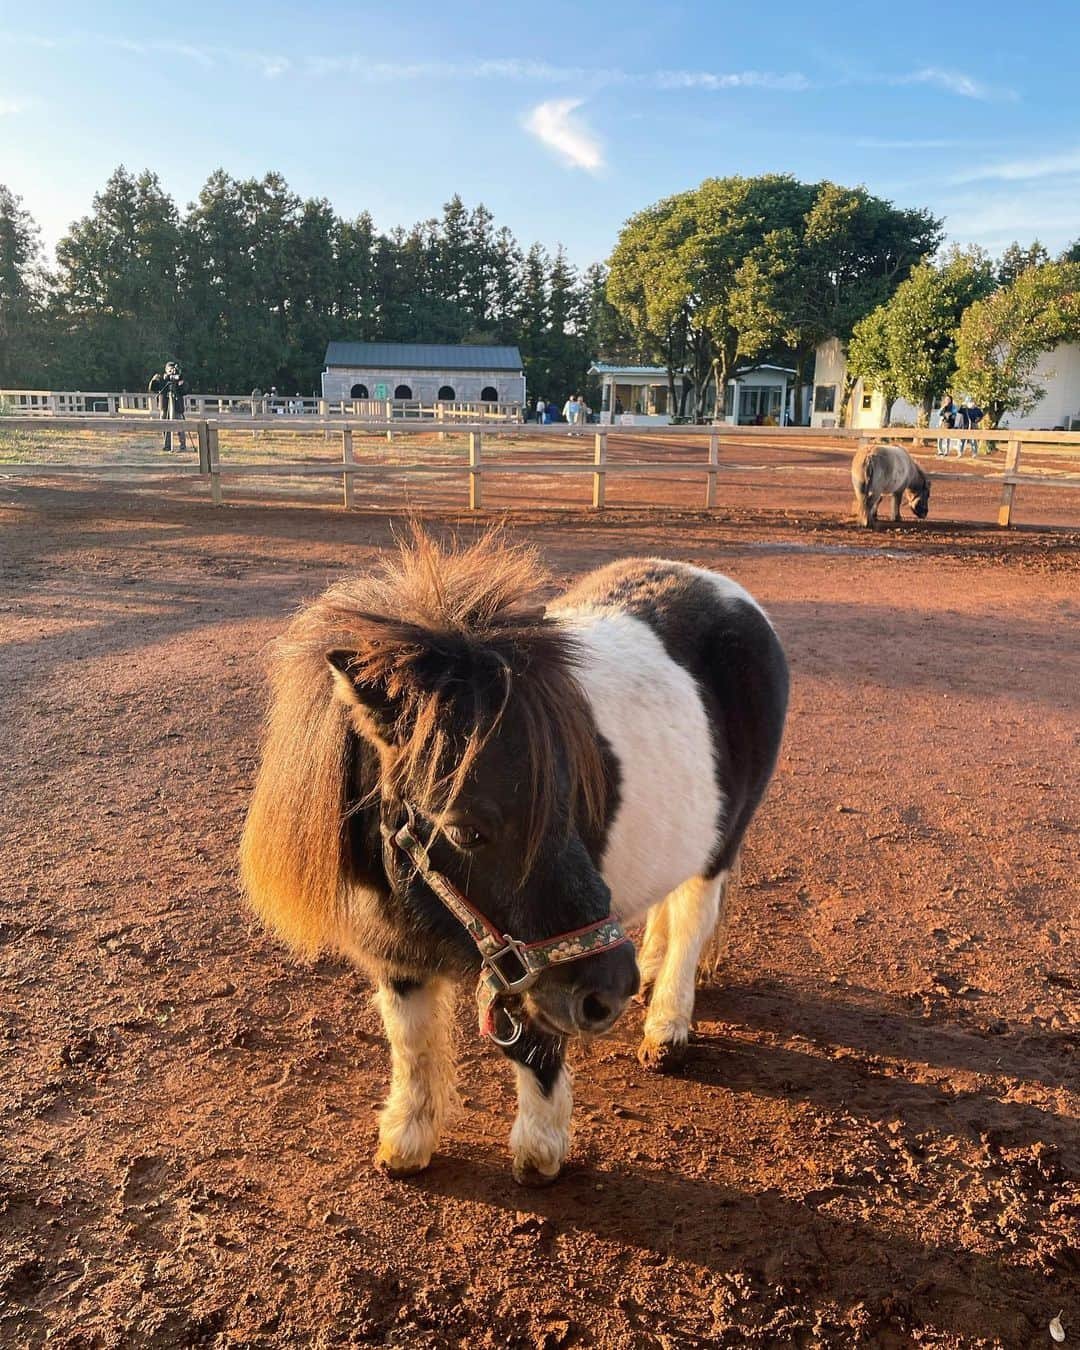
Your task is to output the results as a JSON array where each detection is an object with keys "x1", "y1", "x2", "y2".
[
  {"x1": 504, "y1": 1028, "x2": 571, "y2": 1186},
  {"x1": 639, "y1": 872, "x2": 726, "y2": 1072},
  {"x1": 374, "y1": 976, "x2": 458, "y2": 1176}
]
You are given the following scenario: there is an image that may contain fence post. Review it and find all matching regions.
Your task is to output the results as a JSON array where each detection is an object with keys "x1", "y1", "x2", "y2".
[
  {"x1": 998, "y1": 434, "x2": 1022, "y2": 527},
  {"x1": 342, "y1": 428, "x2": 354, "y2": 509},
  {"x1": 197, "y1": 420, "x2": 210, "y2": 476},
  {"x1": 208, "y1": 423, "x2": 223, "y2": 506},
  {"x1": 705, "y1": 428, "x2": 719, "y2": 508},
  {"x1": 592, "y1": 430, "x2": 607, "y2": 509},
  {"x1": 386, "y1": 399, "x2": 393, "y2": 443},
  {"x1": 469, "y1": 431, "x2": 482, "y2": 510}
]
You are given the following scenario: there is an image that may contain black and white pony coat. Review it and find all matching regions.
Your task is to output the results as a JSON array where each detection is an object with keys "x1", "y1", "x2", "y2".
[{"x1": 244, "y1": 553, "x2": 788, "y2": 1186}]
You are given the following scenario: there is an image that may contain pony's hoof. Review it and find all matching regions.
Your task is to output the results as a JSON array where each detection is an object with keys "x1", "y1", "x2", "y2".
[
  {"x1": 637, "y1": 1034, "x2": 688, "y2": 1073},
  {"x1": 512, "y1": 1159, "x2": 562, "y2": 1188},
  {"x1": 373, "y1": 1143, "x2": 431, "y2": 1178}
]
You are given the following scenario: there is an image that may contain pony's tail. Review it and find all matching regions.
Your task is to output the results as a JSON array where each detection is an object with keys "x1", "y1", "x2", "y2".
[{"x1": 699, "y1": 852, "x2": 741, "y2": 982}]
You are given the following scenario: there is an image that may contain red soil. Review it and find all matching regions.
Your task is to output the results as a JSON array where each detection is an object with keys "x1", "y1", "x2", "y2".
[{"x1": 1, "y1": 473, "x2": 1077, "y2": 1348}]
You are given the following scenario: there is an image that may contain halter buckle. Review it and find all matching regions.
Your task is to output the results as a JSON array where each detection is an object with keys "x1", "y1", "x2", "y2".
[{"x1": 482, "y1": 936, "x2": 536, "y2": 995}]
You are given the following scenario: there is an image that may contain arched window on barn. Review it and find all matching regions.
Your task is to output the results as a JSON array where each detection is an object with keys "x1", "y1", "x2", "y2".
[
  {"x1": 394, "y1": 384, "x2": 412, "y2": 399},
  {"x1": 350, "y1": 383, "x2": 369, "y2": 399},
  {"x1": 480, "y1": 386, "x2": 498, "y2": 402},
  {"x1": 437, "y1": 385, "x2": 456, "y2": 401}
]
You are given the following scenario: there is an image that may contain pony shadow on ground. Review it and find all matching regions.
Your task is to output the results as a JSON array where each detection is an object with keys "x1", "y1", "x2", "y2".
[{"x1": 412, "y1": 1147, "x2": 1059, "y2": 1346}]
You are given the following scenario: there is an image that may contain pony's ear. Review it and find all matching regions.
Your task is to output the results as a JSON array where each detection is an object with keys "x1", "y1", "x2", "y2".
[{"x1": 325, "y1": 649, "x2": 398, "y2": 741}]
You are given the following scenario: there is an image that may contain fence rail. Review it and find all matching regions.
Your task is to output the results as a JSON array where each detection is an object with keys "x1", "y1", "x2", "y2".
[
  {"x1": 0, "y1": 389, "x2": 522, "y2": 422},
  {"x1": 1, "y1": 415, "x2": 1078, "y2": 525}
]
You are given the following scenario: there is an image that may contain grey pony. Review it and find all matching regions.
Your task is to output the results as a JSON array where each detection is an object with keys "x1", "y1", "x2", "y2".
[{"x1": 851, "y1": 443, "x2": 931, "y2": 528}]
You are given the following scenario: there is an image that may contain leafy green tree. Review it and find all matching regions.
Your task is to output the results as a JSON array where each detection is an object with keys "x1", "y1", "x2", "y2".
[
  {"x1": 847, "y1": 305, "x2": 900, "y2": 425},
  {"x1": 997, "y1": 240, "x2": 1050, "y2": 286},
  {"x1": 732, "y1": 182, "x2": 941, "y2": 423},
  {"x1": 0, "y1": 186, "x2": 48, "y2": 387},
  {"x1": 879, "y1": 247, "x2": 997, "y2": 423},
  {"x1": 954, "y1": 261, "x2": 1080, "y2": 425},
  {"x1": 610, "y1": 176, "x2": 939, "y2": 423},
  {"x1": 607, "y1": 188, "x2": 723, "y2": 420}
]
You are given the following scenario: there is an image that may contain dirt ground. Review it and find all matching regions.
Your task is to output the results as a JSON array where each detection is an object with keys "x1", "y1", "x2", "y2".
[{"x1": 1, "y1": 471, "x2": 1078, "y2": 1348}]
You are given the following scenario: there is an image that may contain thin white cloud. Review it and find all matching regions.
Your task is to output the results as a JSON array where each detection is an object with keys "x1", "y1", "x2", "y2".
[
  {"x1": 1, "y1": 33, "x2": 809, "y2": 94},
  {"x1": 0, "y1": 97, "x2": 28, "y2": 115},
  {"x1": 524, "y1": 98, "x2": 604, "y2": 172},
  {"x1": 654, "y1": 69, "x2": 810, "y2": 92},
  {"x1": 890, "y1": 66, "x2": 1017, "y2": 102},
  {"x1": 953, "y1": 147, "x2": 1080, "y2": 183}
]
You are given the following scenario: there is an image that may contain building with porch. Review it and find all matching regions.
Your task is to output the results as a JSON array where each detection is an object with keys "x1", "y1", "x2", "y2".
[
  {"x1": 321, "y1": 341, "x2": 525, "y2": 406},
  {"x1": 590, "y1": 361, "x2": 805, "y2": 425},
  {"x1": 810, "y1": 336, "x2": 1080, "y2": 430}
]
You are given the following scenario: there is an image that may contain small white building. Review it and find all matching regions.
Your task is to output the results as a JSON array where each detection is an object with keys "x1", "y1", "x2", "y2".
[
  {"x1": 321, "y1": 341, "x2": 525, "y2": 407},
  {"x1": 591, "y1": 362, "x2": 805, "y2": 425},
  {"x1": 810, "y1": 336, "x2": 1080, "y2": 430}
]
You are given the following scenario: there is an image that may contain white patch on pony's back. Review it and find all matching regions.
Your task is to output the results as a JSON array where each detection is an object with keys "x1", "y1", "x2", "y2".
[{"x1": 554, "y1": 607, "x2": 723, "y2": 925}]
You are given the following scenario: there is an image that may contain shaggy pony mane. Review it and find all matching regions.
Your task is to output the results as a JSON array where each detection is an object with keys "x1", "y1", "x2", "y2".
[{"x1": 239, "y1": 528, "x2": 606, "y2": 954}]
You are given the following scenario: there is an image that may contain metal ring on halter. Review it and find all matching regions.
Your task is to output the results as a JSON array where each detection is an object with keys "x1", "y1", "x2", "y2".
[{"x1": 487, "y1": 1002, "x2": 524, "y2": 1048}]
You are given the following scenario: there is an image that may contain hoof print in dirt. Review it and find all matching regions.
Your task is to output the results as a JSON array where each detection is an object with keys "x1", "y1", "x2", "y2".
[{"x1": 637, "y1": 1036, "x2": 689, "y2": 1073}]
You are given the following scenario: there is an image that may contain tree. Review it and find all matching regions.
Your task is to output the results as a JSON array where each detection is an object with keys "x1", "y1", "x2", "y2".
[
  {"x1": 997, "y1": 240, "x2": 1050, "y2": 287},
  {"x1": 51, "y1": 167, "x2": 183, "y2": 388},
  {"x1": 732, "y1": 182, "x2": 941, "y2": 423},
  {"x1": 609, "y1": 176, "x2": 940, "y2": 424},
  {"x1": 847, "y1": 305, "x2": 900, "y2": 425},
  {"x1": 954, "y1": 261, "x2": 1080, "y2": 426},
  {"x1": 0, "y1": 186, "x2": 48, "y2": 386},
  {"x1": 879, "y1": 247, "x2": 997, "y2": 423}
]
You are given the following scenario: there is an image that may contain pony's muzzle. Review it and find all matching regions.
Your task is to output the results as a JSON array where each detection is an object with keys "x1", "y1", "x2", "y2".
[{"x1": 529, "y1": 942, "x2": 640, "y2": 1036}]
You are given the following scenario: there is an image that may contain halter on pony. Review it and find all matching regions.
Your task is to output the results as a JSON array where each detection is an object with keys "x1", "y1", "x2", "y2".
[{"x1": 383, "y1": 808, "x2": 628, "y2": 1048}]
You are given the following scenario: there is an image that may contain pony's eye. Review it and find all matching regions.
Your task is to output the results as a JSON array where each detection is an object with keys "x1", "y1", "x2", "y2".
[{"x1": 444, "y1": 824, "x2": 486, "y2": 850}]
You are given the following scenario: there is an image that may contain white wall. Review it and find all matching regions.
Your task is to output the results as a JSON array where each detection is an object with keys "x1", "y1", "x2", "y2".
[
  {"x1": 811, "y1": 338, "x2": 1080, "y2": 431},
  {"x1": 999, "y1": 344, "x2": 1080, "y2": 429}
]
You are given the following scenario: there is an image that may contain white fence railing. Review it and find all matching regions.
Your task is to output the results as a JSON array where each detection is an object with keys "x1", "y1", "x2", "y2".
[{"x1": 0, "y1": 390, "x2": 523, "y2": 422}]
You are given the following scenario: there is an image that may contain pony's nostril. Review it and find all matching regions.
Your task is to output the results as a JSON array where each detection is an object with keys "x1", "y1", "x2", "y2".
[{"x1": 580, "y1": 992, "x2": 614, "y2": 1028}]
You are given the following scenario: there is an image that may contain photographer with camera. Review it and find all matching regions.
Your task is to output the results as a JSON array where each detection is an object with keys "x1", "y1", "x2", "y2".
[{"x1": 148, "y1": 360, "x2": 189, "y2": 452}]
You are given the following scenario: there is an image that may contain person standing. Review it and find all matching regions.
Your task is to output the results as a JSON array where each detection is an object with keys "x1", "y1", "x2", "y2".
[
  {"x1": 562, "y1": 392, "x2": 584, "y2": 430},
  {"x1": 936, "y1": 394, "x2": 956, "y2": 457},
  {"x1": 962, "y1": 399, "x2": 985, "y2": 456},
  {"x1": 535, "y1": 396, "x2": 546, "y2": 423},
  {"x1": 149, "y1": 360, "x2": 189, "y2": 452}
]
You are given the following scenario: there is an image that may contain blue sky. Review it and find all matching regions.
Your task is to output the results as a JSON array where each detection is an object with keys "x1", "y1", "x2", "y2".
[{"x1": 3, "y1": 0, "x2": 1079, "y2": 269}]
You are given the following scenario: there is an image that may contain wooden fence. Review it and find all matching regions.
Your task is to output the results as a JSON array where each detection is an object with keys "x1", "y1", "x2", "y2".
[{"x1": 1, "y1": 415, "x2": 1078, "y2": 525}]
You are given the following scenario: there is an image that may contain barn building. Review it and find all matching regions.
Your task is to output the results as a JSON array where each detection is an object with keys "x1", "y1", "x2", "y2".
[{"x1": 320, "y1": 341, "x2": 525, "y2": 408}]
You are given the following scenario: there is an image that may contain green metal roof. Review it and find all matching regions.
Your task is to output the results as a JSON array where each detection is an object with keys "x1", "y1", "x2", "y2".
[{"x1": 325, "y1": 342, "x2": 523, "y2": 371}]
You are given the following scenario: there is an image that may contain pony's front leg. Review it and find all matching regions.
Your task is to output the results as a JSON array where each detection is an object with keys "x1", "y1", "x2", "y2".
[
  {"x1": 639, "y1": 872, "x2": 725, "y2": 1072},
  {"x1": 373, "y1": 976, "x2": 457, "y2": 1177},
  {"x1": 505, "y1": 1029, "x2": 572, "y2": 1187},
  {"x1": 889, "y1": 490, "x2": 902, "y2": 522}
]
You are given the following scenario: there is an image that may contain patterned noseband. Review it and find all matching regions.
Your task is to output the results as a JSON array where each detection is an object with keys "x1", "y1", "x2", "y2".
[{"x1": 382, "y1": 807, "x2": 628, "y2": 1048}]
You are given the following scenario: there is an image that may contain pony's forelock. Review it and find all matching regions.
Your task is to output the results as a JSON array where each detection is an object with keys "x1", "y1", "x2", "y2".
[{"x1": 240, "y1": 528, "x2": 607, "y2": 951}]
